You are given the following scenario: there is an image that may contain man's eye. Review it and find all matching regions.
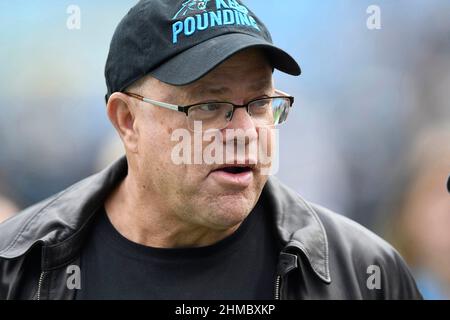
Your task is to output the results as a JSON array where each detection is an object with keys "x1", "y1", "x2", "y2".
[
  {"x1": 251, "y1": 99, "x2": 270, "y2": 109},
  {"x1": 199, "y1": 103, "x2": 222, "y2": 112}
]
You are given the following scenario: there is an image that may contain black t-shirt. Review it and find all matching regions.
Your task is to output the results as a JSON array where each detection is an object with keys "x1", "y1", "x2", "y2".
[{"x1": 75, "y1": 199, "x2": 281, "y2": 300}]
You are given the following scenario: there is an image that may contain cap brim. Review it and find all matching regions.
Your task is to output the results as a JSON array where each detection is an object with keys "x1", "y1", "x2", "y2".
[{"x1": 150, "y1": 33, "x2": 301, "y2": 86}]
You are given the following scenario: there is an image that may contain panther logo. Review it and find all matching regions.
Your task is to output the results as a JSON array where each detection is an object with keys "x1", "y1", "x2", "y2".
[{"x1": 173, "y1": 0, "x2": 211, "y2": 19}]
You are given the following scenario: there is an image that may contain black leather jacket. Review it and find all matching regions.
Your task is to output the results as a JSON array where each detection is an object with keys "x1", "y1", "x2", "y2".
[{"x1": 0, "y1": 157, "x2": 422, "y2": 300}]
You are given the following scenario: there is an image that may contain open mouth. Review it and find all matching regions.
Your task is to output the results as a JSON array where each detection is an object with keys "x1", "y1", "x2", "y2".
[
  {"x1": 212, "y1": 165, "x2": 254, "y2": 175},
  {"x1": 209, "y1": 164, "x2": 255, "y2": 186},
  {"x1": 219, "y1": 166, "x2": 252, "y2": 174}
]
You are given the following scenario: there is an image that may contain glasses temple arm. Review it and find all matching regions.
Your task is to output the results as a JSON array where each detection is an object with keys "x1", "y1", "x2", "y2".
[{"x1": 124, "y1": 92, "x2": 180, "y2": 111}]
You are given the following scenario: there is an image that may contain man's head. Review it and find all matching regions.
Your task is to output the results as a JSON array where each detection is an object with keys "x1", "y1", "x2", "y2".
[
  {"x1": 104, "y1": 0, "x2": 301, "y2": 234},
  {"x1": 107, "y1": 48, "x2": 274, "y2": 231}
]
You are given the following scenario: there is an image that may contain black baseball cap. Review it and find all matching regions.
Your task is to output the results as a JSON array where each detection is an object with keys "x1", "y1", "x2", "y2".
[
  {"x1": 105, "y1": 0, "x2": 301, "y2": 102},
  {"x1": 447, "y1": 175, "x2": 450, "y2": 193}
]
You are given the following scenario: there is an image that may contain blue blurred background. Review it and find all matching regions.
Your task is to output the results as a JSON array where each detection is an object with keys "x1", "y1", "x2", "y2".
[{"x1": 1, "y1": 1, "x2": 449, "y2": 298}]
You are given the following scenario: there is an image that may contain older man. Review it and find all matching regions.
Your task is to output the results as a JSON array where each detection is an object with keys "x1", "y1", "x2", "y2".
[{"x1": 0, "y1": 0, "x2": 421, "y2": 300}]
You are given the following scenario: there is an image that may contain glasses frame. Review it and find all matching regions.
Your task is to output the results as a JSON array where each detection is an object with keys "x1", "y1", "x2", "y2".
[{"x1": 124, "y1": 89, "x2": 294, "y2": 116}]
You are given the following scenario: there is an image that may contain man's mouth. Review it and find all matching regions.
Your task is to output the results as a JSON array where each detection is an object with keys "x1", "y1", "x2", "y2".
[
  {"x1": 209, "y1": 164, "x2": 255, "y2": 187},
  {"x1": 211, "y1": 162, "x2": 256, "y2": 174},
  {"x1": 214, "y1": 166, "x2": 253, "y2": 174}
]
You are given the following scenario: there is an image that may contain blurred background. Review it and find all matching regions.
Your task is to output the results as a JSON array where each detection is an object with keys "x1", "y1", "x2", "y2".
[{"x1": 0, "y1": 0, "x2": 449, "y2": 298}]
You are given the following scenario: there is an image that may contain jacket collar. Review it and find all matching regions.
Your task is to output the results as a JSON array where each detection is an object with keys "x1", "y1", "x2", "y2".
[
  {"x1": 0, "y1": 156, "x2": 330, "y2": 283},
  {"x1": 264, "y1": 178, "x2": 331, "y2": 283}
]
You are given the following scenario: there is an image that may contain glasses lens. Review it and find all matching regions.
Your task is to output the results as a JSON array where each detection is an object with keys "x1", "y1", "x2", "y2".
[
  {"x1": 249, "y1": 97, "x2": 291, "y2": 126},
  {"x1": 187, "y1": 97, "x2": 292, "y2": 131},
  {"x1": 188, "y1": 103, "x2": 233, "y2": 131}
]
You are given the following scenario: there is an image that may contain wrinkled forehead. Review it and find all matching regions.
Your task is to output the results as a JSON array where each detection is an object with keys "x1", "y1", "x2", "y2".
[{"x1": 188, "y1": 76, "x2": 273, "y2": 97}]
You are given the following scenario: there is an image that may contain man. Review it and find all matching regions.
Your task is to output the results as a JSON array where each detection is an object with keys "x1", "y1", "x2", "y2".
[{"x1": 0, "y1": 0, "x2": 422, "y2": 300}]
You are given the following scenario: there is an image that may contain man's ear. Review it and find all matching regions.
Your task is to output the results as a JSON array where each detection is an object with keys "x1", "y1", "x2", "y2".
[{"x1": 107, "y1": 92, "x2": 139, "y2": 153}]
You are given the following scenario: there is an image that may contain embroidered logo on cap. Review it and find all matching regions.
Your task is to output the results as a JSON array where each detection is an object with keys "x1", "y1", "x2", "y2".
[
  {"x1": 173, "y1": 0, "x2": 211, "y2": 19},
  {"x1": 172, "y1": 0, "x2": 260, "y2": 44}
]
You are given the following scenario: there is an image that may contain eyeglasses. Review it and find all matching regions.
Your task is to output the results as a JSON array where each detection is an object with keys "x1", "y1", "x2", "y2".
[{"x1": 123, "y1": 89, "x2": 294, "y2": 132}]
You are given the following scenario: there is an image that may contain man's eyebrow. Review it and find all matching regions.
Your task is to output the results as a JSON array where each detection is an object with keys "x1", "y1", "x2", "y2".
[{"x1": 198, "y1": 86, "x2": 231, "y2": 96}]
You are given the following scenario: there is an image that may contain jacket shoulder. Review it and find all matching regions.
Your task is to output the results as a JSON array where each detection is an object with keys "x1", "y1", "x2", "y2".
[
  {"x1": 0, "y1": 193, "x2": 62, "y2": 256},
  {"x1": 311, "y1": 203, "x2": 394, "y2": 256},
  {"x1": 309, "y1": 203, "x2": 422, "y2": 299},
  {"x1": 0, "y1": 199, "x2": 50, "y2": 300},
  {"x1": 0, "y1": 157, "x2": 128, "y2": 258}
]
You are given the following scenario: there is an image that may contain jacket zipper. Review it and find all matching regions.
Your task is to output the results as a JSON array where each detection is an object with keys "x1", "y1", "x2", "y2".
[
  {"x1": 36, "y1": 271, "x2": 47, "y2": 300},
  {"x1": 274, "y1": 251, "x2": 299, "y2": 300},
  {"x1": 274, "y1": 275, "x2": 282, "y2": 300}
]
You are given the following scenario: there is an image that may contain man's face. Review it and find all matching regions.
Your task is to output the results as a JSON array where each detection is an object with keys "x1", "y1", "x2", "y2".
[{"x1": 132, "y1": 48, "x2": 274, "y2": 231}]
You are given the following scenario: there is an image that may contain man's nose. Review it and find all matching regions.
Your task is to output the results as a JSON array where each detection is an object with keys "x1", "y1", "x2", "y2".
[
  {"x1": 227, "y1": 108, "x2": 256, "y2": 131},
  {"x1": 222, "y1": 107, "x2": 258, "y2": 144}
]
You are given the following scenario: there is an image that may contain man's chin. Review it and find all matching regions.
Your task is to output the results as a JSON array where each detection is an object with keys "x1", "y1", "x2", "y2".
[{"x1": 204, "y1": 196, "x2": 255, "y2": 228}]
